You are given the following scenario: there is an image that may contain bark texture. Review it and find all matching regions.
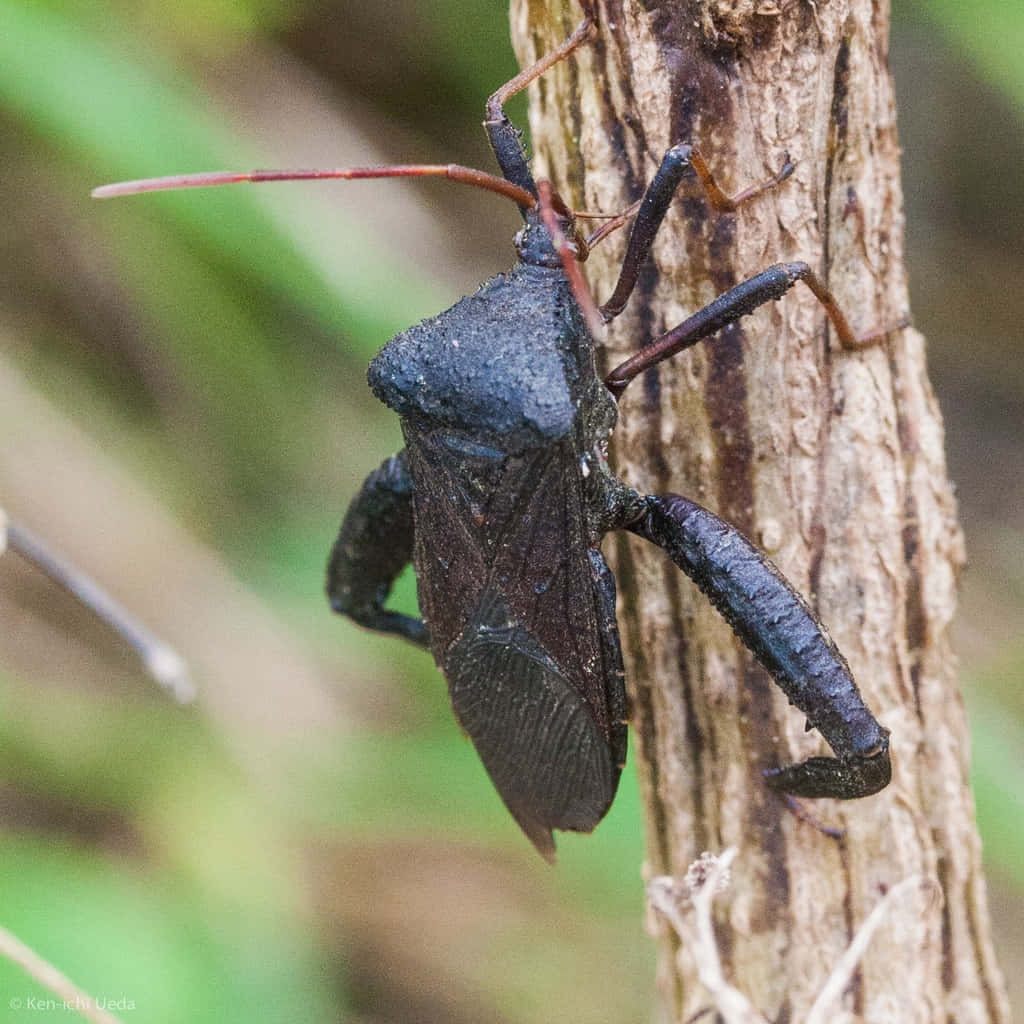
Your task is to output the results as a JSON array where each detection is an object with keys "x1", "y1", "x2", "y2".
[{"x1": 508, "y1": 1, "x2": 1009, "y2": 1021}]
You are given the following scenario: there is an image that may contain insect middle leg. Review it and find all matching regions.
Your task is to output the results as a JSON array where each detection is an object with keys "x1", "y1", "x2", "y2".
[
  {"x1": 625, "y1": 493, "x2": 891, "y2": 799},
  {"x1": 540, "y1": 142, "x2": 801, "y2": 338},
  {"x1": 327, "y1": 450, "x2": 429, "y2": 649},
  {"x1": 604, "y1": 261, "x2": 903, "y2": 398}
]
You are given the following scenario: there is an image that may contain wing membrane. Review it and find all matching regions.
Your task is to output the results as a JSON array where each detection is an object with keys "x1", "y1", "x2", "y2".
[
  {"x1": 447, "y1": 591, "x2": 615, "y2": 860},
  {"x1": 410, "y1": 432, "x2": 610, "y2": 726},
  {"x1": 405, "y1": 429, "x2": 626, "y2": 854}
]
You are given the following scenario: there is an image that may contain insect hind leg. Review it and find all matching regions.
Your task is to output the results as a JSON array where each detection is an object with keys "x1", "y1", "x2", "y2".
[
  {"x1": 764, "y1": 746, "x2": 891, "y2": 800},
  {"x1": 327, "y1": 450, "x2": 429, "y2": 649},
  {"x1": 626, "y1": 492, "x2": 891, "y2": 800}
]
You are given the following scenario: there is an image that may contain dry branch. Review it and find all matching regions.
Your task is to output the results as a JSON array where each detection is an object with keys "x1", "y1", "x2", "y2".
[{"x1": 648, "y1": 849, "x2": 933, "y2": 1023}]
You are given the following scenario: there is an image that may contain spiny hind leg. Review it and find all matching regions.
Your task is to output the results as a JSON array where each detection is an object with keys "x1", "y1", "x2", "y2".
[
  {"x1": 327, "y1": 450, "x2": 429, "y2": 648},
  {"x1": 624, "y1": 493, "x2": 891, "y2": 799}
]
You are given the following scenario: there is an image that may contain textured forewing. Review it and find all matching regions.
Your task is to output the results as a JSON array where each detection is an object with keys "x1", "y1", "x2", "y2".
[
  {"x1": 405, "y1": 431, "x2": 497, "y2": 658},
  {"x1": 406, "y1": 430, "x2": 626, "y2": 852},
  {"x1": 408, "y1": 432, "x2": 612, "y2": 736},
  {"x1": 478, "y1": 440, "x2": 614, "y2": 735},
  {"x1": 447, "y1": 593, "x2": 616, "y2": 859}
]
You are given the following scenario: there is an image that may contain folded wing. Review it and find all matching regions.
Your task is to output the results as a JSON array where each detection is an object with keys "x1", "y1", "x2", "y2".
[{"x1": 447, "y1": 591, "x2": 616, "y2": 861}]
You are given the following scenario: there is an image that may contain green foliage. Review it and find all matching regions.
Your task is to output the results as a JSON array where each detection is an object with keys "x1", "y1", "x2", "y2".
[
  {"x1": 968, "y1": 683, "x2": 1024, "y2": 891},
  {"x1": 0, "y1": 674, "x2": 340, "y2": 1021},
  {"x1": 0, "y1": 0, "x2": 1020, "y2": 1019},
  {"x1": 911, "y1": 0, "x2": 1024, "y2": 109}
]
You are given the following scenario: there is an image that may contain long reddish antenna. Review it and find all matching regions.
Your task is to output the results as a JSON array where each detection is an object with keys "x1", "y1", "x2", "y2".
[
  {"x1": 536, "y1": 180, "x2": 605, "y2": 339},
  {"x1": 92, "y1": 163, "x2": 536, "y2": 209}
]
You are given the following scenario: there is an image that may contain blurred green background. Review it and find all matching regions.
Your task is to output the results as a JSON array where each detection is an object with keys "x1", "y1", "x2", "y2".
[{"x1": 0, "y1": 1, "x2": 1020, "y2": 1021}]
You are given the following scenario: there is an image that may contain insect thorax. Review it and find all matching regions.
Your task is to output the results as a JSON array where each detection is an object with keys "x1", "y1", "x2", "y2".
[{"x1": 367, "y1": 263, "x2": 606, "y2": 454}]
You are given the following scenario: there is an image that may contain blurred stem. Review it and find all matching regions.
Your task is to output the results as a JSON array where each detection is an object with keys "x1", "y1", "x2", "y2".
[
  {"x1": 0, "y1": 922, "x2": 125, "y2": 1024},
  {"x1": 915, "y1": 0, "x2": 1024, "y2": 110},
  {"x1": 2, "y1": 515, "x2": 194, "y2": 702}
]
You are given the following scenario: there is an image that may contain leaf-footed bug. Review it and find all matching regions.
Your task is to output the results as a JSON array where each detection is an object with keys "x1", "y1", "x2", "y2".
[{"x1": 95, "y1": 10, "x2": 900, "y2": 861}]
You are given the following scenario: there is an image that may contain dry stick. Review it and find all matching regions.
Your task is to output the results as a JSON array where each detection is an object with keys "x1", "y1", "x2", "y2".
[
  {"x1": 649, "y1": 851, "x2": 932, "y2": 1024},
  {"x1": 0, "y1": 512, "x2": 194, "y2": 701},
  {"x1": 804, "y1": 875, "x2": 934, "y2": 1024},
  {"x1": 648, "y1": 849, "x2": 769, "y2": 1024},
  {"x1": 0, "y1": 923, "x2": 126, "y2": 1024}
]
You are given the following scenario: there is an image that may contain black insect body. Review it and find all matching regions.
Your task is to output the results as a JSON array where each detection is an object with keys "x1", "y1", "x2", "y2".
[
  {"x1": 96, "y1": 15, "x2": 894, "y2": 860},
  {"x1": 342, "y1": 250, "x2": 634, "y2": 855},
  {"x1": 323, "y1": 21, "x2": 894, "y2": 859}
]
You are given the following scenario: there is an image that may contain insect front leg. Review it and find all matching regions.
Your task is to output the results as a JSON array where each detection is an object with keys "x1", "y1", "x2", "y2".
[
  {"x1": 600, "y1": 143, "x2": 795, "y2": 320},
  {"x1": 625, "y1": 493, "x2": 891, "y2": 799},
  {"x1": 327, "y1": 450, "x2": 429, "y2": 649},
  {"x1": 483, "y1": 13, "x2": 597, "y2": 198}
]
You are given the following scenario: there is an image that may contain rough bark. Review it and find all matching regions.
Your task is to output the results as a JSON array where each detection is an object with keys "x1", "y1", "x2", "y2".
[{"x1": 509, "y1": 1, "x2": 1009, "y2": 1021}]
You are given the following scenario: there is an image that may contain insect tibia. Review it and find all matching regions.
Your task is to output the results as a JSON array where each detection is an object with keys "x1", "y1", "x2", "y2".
[
  {"x1": 763, "y1": 736, "x2": 892, "y2": 800},
  {"x1": 628, "y1": 493, "x2": 891, "y2": 799}
]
